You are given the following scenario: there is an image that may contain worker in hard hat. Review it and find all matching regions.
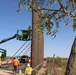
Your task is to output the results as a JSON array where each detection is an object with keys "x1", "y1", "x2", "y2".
[
  {"x1": 25, "y1": 63, "x2": 33, "y2": 75},
  {"x1": 12, "y1": 56, "x2": 20, "y2": 74},
  {"x1": 28, "y1": 26, "x2": 32, "y2": 40}
]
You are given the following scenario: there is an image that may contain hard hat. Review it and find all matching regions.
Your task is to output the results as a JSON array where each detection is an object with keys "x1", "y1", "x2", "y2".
[
  {"x1": 14, "y1": 56, "x2": 17, "y2": 59},
  {"x1": 28, "y1": 26, "x2": 31, "y2": 28},
  {"x1": 27, "y1": 63, "x2": 30, "y2": 67}
]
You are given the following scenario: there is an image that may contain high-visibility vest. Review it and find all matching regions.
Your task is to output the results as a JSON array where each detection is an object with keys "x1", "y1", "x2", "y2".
[
  {"x1": 28, "y1": 27, "x2": 31, "y2": 31},
  {"x1": 25, "y1": 67, "x2": 33, "y2": 74},
  {"x1": 13, "y1": 59, "x2": 19, "y2": 66}
]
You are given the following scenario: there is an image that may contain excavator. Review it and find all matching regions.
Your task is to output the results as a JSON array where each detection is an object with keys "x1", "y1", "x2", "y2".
[{"x1": 0, "y1": 29, "x2": 32, "y2": 58}]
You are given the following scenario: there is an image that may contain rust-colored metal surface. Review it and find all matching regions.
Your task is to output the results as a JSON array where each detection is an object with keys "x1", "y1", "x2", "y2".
[{"x1": 32, "y1": 0, "x2": 44, "y2": 68}]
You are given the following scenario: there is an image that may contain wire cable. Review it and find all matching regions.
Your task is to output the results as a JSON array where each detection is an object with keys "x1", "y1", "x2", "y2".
[
  {"x1": 13, "y1": 41, "x2": 27, "y2": 57},
  {"x1": 6, "y1": 41, "x2": 27, "y2": 64},
  {"x1": 23, "y1": 47, "x2": 30, "y2": 55},
  {"x1": 17, "y1": 42, "x2": 31, "y2": 56}
]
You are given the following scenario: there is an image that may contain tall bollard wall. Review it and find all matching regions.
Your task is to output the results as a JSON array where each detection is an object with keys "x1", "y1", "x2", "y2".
[{"x1": 31, "y1": 0, "x2": 44, "y2": 68}]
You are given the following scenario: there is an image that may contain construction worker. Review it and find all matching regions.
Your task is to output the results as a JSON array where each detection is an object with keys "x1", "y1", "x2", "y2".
[
  {"x1": 12, "y1": 56, "x2": 20, "y2": 74},
  {"x1": 25, "y1": 63, "x2": 33, "y2": 75},
  {"x1": 28, "y1": 26, "x2": 31, "y2": 40},
  {"x1": 28, "y1": 26, "x2": 31, "y2": 30}
]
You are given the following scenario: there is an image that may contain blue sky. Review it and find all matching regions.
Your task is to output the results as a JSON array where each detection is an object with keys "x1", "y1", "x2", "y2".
[{"x1": 0, "y1": 0, "x2": 76, "y2": 58}]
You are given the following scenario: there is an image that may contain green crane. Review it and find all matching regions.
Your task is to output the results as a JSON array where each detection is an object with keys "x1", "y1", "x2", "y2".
[
  {"x1": 0, "y1": 29, "x2": 32, "y2": 57},
  {"x1": 0, "y1": 48, "x2": 6, "y2": 58},
  {"x1": 0, "y1": 29, "x2": 32, "y2": 44}
]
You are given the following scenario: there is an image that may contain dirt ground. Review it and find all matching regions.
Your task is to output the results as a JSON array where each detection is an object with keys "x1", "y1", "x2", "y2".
[
  {"x1": 0, "y1": 60, "x2": 47, "y2": 75},
  {"x1": 0, "y1": 60, "x2": 27, "y2": 75}
]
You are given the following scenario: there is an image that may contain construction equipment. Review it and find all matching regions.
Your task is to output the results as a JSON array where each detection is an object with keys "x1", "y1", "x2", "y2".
[
  {"x1": 0, "y1": 48, "x2": 6, "y2": 58},
  {"x1": 19, "y1": 55, "x2": 29, "y2": 63},
  {"x1": 0, "y1": 29, "x2": 32, "y2": 44},
  {"x1": 16, "y1": 30, "x2": 32, "y2": 41},
  {"x1": 0, "y1": 29, "x2": 32, "y2": 58}
]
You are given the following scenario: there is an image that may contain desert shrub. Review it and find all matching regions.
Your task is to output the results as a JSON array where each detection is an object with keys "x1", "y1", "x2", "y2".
[
  {"x1": 54, "y1": 57, "x2": 62, "y2": 67},
  {"x1": 46, "y1": 57, "x2": 52, "y2": 63}
]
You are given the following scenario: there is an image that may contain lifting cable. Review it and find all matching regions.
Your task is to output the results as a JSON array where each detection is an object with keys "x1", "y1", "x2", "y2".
[
  {"x1": 25, "y1": 49, "x2": 30, "y2": 55},
  {"x1": 26, "y1": 50, "x2": 31, "y2": 56},
  {"x1": 6, "y1": 41, "x2": 27, "y2": 64},
  {"x1": 13, "y1": 41, "x2": 27, "y2": 57},
  {"x1": 23, "y1": 47, "x2": 30, "y2": 55},
  {"x1": 17, "y1": 42, "x2": 31, "y2": 56},
  {"x1": 24, "y1": 49, "x2": 30, "y2": 56}
]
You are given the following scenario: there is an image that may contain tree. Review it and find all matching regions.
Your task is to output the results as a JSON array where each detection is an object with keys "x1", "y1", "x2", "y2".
[
  {"x1": 17, "y1": 0, "x2": 76, "y2": 38},
  {"x1": 17, "y1": 0, "x2": 76, "y2": 74}
]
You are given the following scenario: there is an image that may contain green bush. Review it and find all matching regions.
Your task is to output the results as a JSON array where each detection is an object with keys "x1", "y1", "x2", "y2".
[{"x1": 54, "y1": 57, "x2": 62, "y2": 67}]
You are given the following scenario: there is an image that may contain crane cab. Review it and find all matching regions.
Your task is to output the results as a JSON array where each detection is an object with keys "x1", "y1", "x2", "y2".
[
  {"x1": 16, "y1": 30, "x2": 32, "y2": 41},
  {"x1": 0, "y1": 48, "x2": 6, "y2": 58}
]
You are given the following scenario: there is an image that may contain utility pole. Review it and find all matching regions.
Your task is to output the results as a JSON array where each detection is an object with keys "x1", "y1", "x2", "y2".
[{"x1": 31, "y1": 0, "x2": 44, "y2": 68}]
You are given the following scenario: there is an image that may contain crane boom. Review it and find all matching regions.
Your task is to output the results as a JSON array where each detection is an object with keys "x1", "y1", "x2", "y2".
[
  {"x1": 0, "y1": 34, "x2": 17, "y2": 44},
  {"x1": 0, "y1": 29, "x2": 32, "y2": 44}
]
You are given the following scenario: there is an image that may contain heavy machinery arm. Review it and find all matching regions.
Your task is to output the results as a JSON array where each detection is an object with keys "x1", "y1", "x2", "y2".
[
  {"x1": 0, "y1": 34, "x2": 17, "y2": 44},
  {"x1": 0, "y1": 29, "x2": 32, "y2": 44}
]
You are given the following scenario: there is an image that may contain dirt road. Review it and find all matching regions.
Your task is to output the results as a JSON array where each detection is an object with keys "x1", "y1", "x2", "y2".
[
  {"x1": 0, "y1": 60, "x2": 47, "y2": 75},
  {"x1": 0, "y1": 69, "x2": 13, "y2": 75},
  {"x1": 0, "y1": 69, "x2": 24, "y2": 75}
]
